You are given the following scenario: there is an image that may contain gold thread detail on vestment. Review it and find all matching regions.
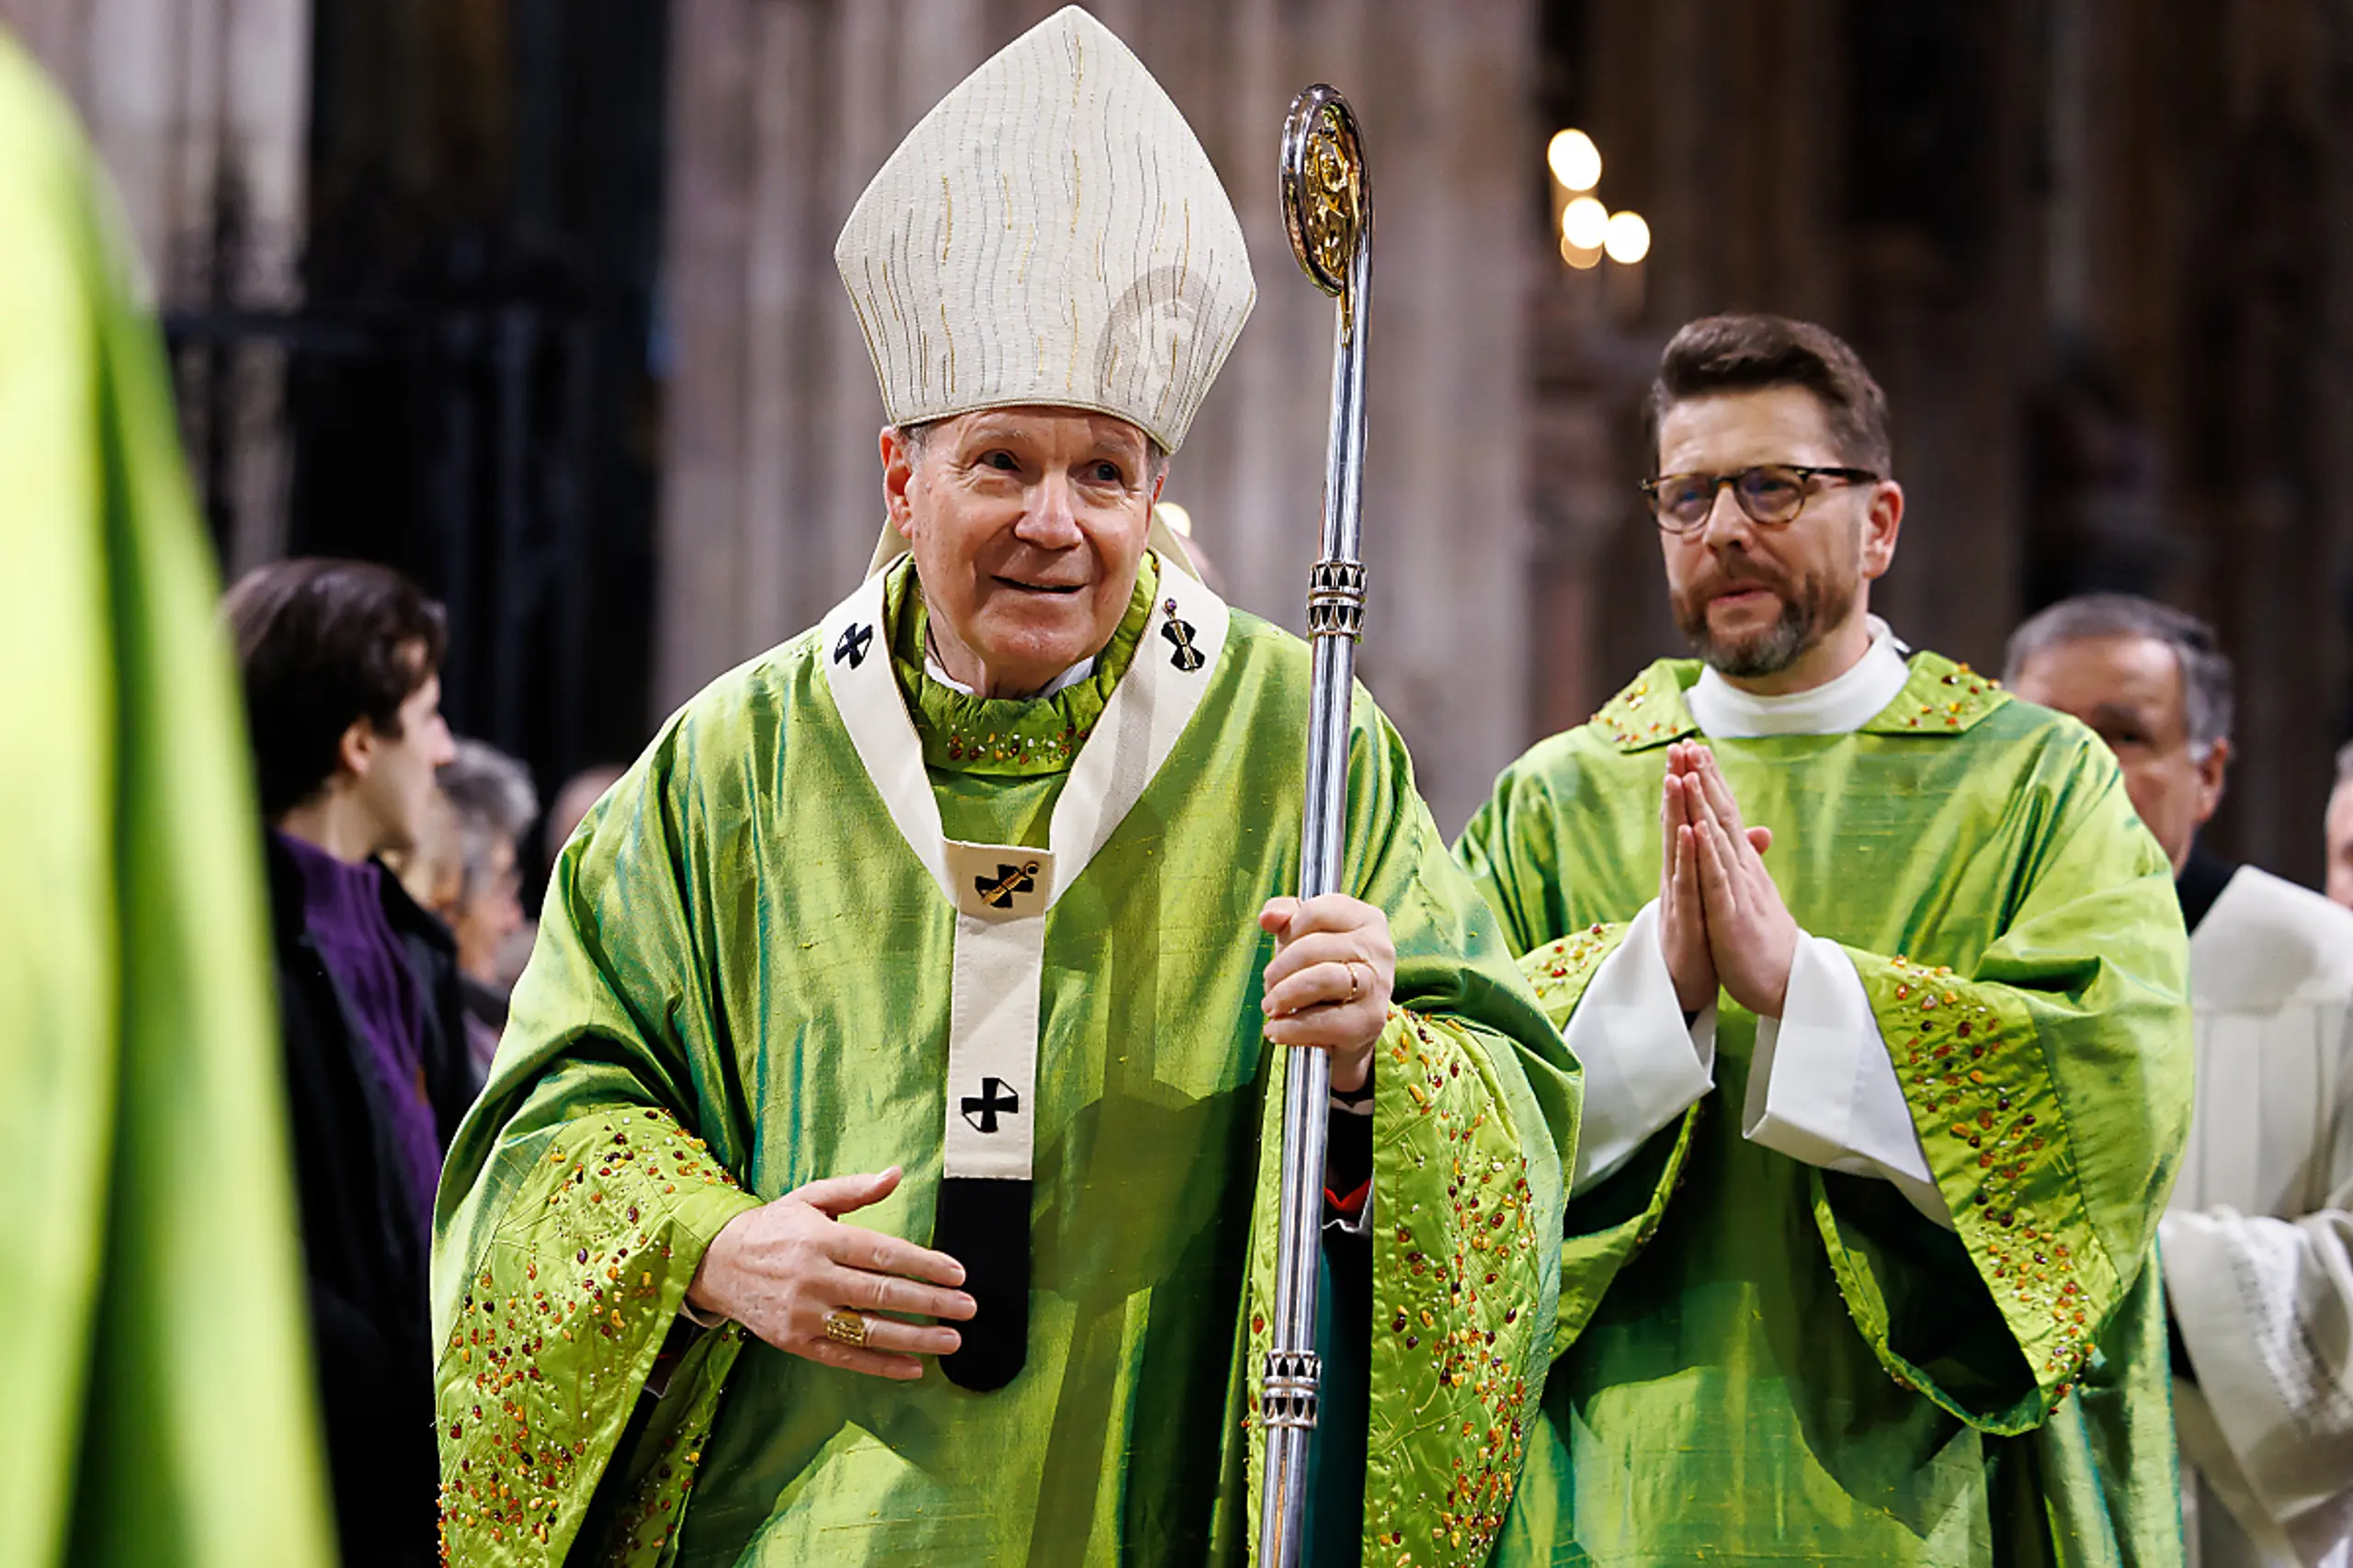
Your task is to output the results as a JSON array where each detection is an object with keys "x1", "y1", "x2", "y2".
[
  {"x1": 1880, "y1": 959, "x2": 2103, "y2": 1391},
  {"x1": 1364, "y1": 1012, "x2": 1544, "y2": 1566},
  {"x1": 436, "y1": 1113, "x2": 744, "y2": 1562},
  {"x1": 939, "y1": 300, "x2": 957, "y2": 395}
]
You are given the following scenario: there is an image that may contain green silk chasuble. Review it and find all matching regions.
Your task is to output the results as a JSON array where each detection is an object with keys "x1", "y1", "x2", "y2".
[
  {"x1": 433, "y1": 555, "x2": 1582, "y2": 1567},
  {"x1": 1455, "y1": 654, "x2": 2192, "y2": 1568},
  {"x1": 0, "y1": 35, "x2": 334, "y2": 1568}
]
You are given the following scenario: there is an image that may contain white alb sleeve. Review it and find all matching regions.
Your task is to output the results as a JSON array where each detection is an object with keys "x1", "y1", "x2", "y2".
[
  {"x1": 1563, "y1": 901, "x2": 1717, "y2": 1196},
  {"x1": 1743, "y1": 934, "x2": 1954, "y2": 1229},
  {"x1": 2161, "y1": 1199, "x2": 2353, "y2": 1560}
]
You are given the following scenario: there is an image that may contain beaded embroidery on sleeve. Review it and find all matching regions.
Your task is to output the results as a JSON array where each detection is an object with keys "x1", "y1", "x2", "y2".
[
  {"x1": 1240, "y1": 1007, "x2": 1552, "y2": 1568},
  {"x1": 436, "y1": 1109, "x2": 758, "y2": 1566},
  {"x1": 1826, "y1": 953, "x2": 2122, "y2": 1427}
]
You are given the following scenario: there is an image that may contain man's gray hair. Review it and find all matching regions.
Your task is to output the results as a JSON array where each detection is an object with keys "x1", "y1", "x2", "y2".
[
  {"x1": 2335, "y1": 740, "x2": 2353, "y2": 790},
  {"x1": 438, "y1": 738, "x2": 539, "y2": 898},
  {"x1": 2002, "y1": 593, "x2": 2234, "y2": 756}
]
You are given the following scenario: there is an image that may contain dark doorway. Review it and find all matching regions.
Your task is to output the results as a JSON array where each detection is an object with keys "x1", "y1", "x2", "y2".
[{"x1": 172, "y1": 0, "x2": 673, "y2": 795}]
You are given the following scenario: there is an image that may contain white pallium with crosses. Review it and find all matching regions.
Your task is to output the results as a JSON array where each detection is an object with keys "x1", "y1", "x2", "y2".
[{"x1": 818, "y1": 560, "x2": 1229, "y2": 1206}]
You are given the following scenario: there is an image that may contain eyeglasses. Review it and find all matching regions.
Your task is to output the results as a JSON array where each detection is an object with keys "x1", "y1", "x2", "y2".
[{"x1": 1640, "y1": 463, "x2": 1879, "y2": 534}]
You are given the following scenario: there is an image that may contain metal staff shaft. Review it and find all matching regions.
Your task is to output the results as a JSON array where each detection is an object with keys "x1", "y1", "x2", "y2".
[{"x1": 1260, "y1": 83, "x2": 1371, "y2": 1568}]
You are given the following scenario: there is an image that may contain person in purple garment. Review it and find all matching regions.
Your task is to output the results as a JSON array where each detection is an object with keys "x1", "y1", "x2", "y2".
[{"x1": 225, "y1": 559, "x2": 475, "y2": 1568}]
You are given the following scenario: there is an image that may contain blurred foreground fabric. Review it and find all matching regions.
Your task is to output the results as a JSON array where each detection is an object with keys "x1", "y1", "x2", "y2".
[{"x1": 0, "y1": 30, "x2": 334, "y2": 1568}]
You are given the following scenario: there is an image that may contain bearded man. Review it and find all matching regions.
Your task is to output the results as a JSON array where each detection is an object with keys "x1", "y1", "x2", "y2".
[
  {"x1": 1459, "y1": 312, "x2": 2192, "y2": 1564},
  {"x1": 430, "y1": 10, "x2": 1577, "y2": 1565}
]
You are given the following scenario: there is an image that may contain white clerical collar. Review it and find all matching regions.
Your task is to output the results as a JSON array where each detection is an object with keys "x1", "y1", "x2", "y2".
[
  {"x1": 1687, "y1": 619, "x2": 1912, "y2": 738},
  {"x1": 924, "y1": 653, "x2": 1097, "y2": 700}
]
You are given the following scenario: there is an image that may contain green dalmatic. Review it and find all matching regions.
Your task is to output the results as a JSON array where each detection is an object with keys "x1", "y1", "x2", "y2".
[
  {"x1": 433, "y1": 556, "x2": 1582, "y2": 1567},
  {"x1": 1458, "y1": 654, "x2": 2193, "y2": 1568}
]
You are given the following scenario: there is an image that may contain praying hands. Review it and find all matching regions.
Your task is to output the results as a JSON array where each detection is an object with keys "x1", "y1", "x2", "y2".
[{"x1": 1658, "y1": 741, "x2": 1799, "y2": 1018}]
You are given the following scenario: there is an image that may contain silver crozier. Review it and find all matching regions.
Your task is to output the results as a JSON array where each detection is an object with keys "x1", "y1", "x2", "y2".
[{"x1": 1257, "y1": 82, "x2": 1372, "y2": 1568}]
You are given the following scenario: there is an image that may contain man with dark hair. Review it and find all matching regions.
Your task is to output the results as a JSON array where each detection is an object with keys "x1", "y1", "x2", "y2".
[
  {"x1": 2010, "y1": 597, "x2": 2353, "y2": 1567},
  {"x1": 225, "y1": 557, "x2": 472, "y2": 1568},
  {"x1": 1644, "y1": 311, "x2": 1894, "y2": 479},
  {"x1": 1464, "y1": 313, "x2": 2191, "y2": 1562}
]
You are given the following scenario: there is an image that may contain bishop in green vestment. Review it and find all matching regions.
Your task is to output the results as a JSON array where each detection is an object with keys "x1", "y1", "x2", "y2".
[
  {"x1": 1459, "y1": 315, "x2": 2192, "y2": 1566},
  {"x1": 432, "y1": 12, "x2": 1578, "y2": 1566},
  {"x1": 0, "y1": 31, "x2": 334, "y2": 1568}
]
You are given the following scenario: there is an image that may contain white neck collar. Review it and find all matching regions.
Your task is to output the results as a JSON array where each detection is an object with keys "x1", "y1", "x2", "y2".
[
  {"x1": 1687, "y1": 619, "x2": 1912, "y2": 738},
  {"x1": 924, "y1": 652, "x2": 1097, "y2": 700}
]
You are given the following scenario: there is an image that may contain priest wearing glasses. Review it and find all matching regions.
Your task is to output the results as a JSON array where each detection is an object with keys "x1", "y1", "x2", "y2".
[
  {"x1": 430, "y1": 11, "x2": 1577, "y2": 1566},
  {"x1": 1460, "y1": 313, "x2": 2191, "y2": 1564}
]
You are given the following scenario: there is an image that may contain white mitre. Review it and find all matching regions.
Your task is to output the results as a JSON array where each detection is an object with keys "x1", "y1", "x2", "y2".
[{"x1": 835, "y1": 6, "x2": 1255, "y2": 458}]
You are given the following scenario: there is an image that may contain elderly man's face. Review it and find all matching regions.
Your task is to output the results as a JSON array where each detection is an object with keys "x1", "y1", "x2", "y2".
[
  {"x1": 883, "y1": 407, "x2": 1161, "y2": 698},
  {"x1": 2007, "y1": 633, "x2": 2226, "y2": 875}
]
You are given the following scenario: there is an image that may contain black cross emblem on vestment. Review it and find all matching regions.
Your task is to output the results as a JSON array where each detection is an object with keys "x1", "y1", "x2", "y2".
[
  {"x1": 834, "y1": 622, "x2": 874, "y2": 667},
  {"x1": 974, "y1": 860, "x2": 1039, "y2": 910},
  {"x1": 962, "y1": 1076, "x2": 1020, "y2": 1133},
  {"x1": 1162, "y1": 618, "x2": 1204, "y2": 672}
]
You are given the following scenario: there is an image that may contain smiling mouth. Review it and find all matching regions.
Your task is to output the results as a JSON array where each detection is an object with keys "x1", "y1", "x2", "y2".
[{"x1": 995, "y1": 576, "x2": 1086, "y2": 596}]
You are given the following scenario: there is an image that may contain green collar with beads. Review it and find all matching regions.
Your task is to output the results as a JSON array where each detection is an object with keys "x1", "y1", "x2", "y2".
[{"x1": 884, "y1": 552, "x2": 1162, "y2": 777}]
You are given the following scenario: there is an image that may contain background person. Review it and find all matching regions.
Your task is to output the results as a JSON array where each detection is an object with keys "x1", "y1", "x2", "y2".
[
  {"x1": 494, "y1": 759, "x2": 629, "y2": 990},
  {"x1": 2008, "y1": 594, "x2": 2353, "y2": 1567},
  {"x1": 225, "y1": 556, "x2": 476, "y2": 1568},
  {"x1": 2324, "y1": 744, "x2": 2353, "y2": 912},
  {"x1": 432, "y1": 737, "x2": 538, "y2": 1073},
  {"x1": 542, "y1": 762, "x2": 626, "y2": 870}
]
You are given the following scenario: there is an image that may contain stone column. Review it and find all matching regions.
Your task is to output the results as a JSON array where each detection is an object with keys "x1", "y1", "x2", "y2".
[
  {"x1": 656, "y1": 0, "x2": 1538, "y2": 833},
  {"x1": 1, "y1": 0, "x2": 312, "y2": 572}
]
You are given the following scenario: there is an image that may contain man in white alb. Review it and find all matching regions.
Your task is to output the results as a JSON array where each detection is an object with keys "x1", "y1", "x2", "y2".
[{"x1": 2010, "y1": 593, "x2": 2353, "y2": 1568}]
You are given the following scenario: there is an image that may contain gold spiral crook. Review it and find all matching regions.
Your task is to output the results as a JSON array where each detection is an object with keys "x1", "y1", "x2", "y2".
[{"x1": 1279, "y1": 86, "x2": 1370, "y2": 337}]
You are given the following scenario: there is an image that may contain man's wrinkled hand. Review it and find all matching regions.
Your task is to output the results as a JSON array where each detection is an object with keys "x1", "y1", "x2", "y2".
[
  {"x1": 686, "y1": 1166, "x2": 974, "y2": 1381},
  {"x1": 1258, "y1": 893, "x2": 1396, "y2": 1093}
]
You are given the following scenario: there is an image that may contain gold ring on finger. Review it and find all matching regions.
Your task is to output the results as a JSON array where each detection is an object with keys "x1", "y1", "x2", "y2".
[
  {"x1": 822, "y1": 1309, "x2": 870, "y2": 1347},
  {"x1": 1345, "y1": 960, "x2": 1364, "y2": 1003}
]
